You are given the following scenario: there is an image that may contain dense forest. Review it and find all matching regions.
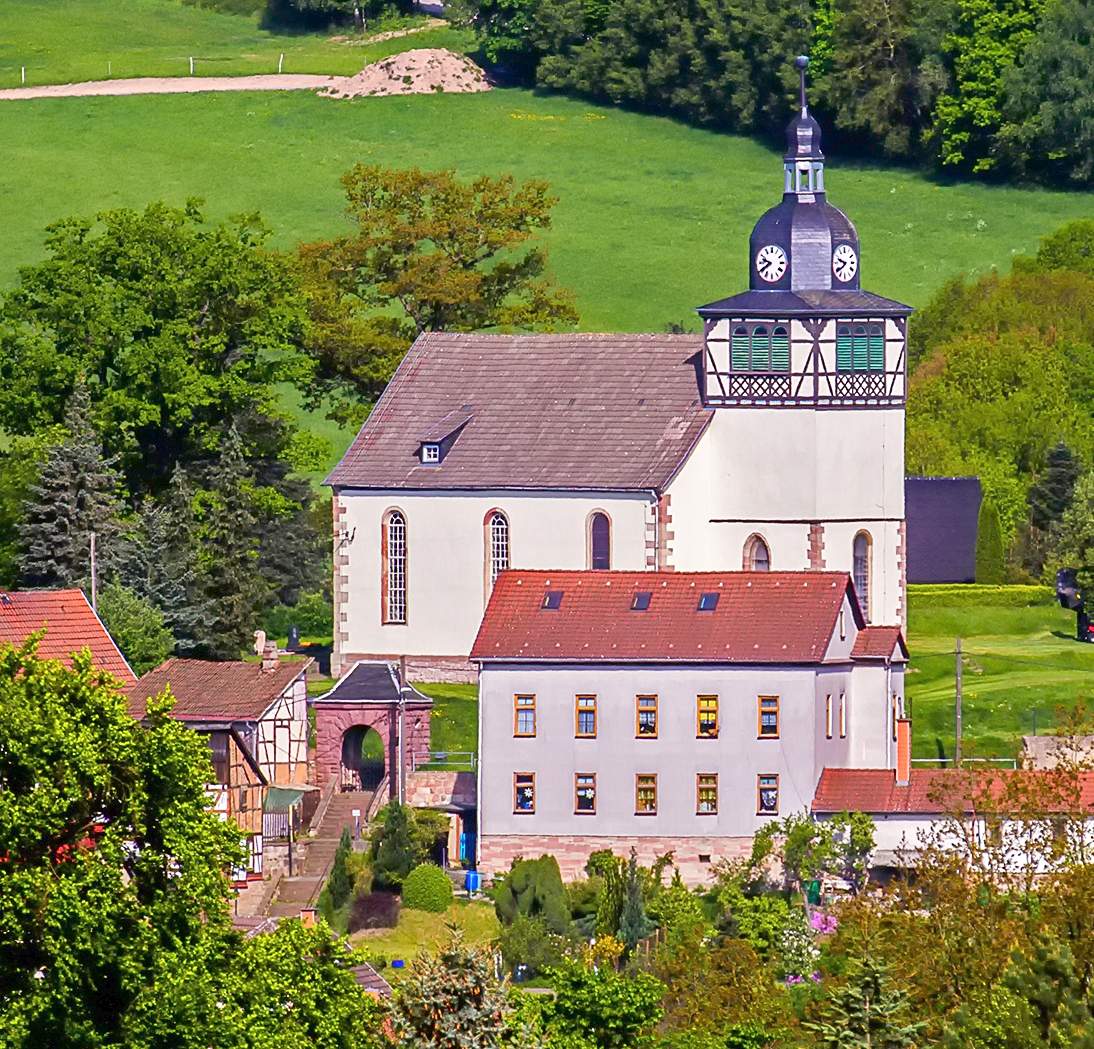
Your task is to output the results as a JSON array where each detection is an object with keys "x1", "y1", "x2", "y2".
[{"x1": 458, "y1": 0, "x2": 1094, "y2": 187}]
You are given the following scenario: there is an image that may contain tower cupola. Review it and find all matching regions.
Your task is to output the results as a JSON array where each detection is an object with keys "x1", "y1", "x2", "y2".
[{"x1": 746, "y1": 55, "x2": 860, "y2": 292}]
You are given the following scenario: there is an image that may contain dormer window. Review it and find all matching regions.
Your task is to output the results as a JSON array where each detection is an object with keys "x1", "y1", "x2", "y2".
[
  {"x1": 542, "y1": 591, "x2": 563, "y2": 610},
  {"x1": 697, "y1": 592, "x2": 719, "y2": 611},
  {"x1": 631, "y1": 592, "x2": 652, "y2": 611},
  {"x1": 420, "y1": 443, "x2": 441, "y2": 464}
]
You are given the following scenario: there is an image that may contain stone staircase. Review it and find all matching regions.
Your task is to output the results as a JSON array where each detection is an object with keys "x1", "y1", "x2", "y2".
[{"x1": 267, "y1": 790, "x2": 371, "y2": 918}]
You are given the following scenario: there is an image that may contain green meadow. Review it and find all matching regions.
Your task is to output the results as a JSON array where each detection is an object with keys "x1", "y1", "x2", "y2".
[
  {"x1": 0, "y1": 0, "x2": 468, "y2": 84},
  {"x1": 906, "y1": 587, "x2": 1093, "y2": 762}
]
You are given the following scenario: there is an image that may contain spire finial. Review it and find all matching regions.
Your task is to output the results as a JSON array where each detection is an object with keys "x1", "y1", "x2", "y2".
[{"x1": 795, "y1": 55, "x2": 810, "y2": 114}]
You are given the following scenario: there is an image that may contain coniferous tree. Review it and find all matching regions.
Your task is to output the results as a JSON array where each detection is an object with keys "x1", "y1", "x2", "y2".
[
  {"x1": 192, "y1": 428, "x2": 267, "y2": 661},
  {"x1": 17, "y1": 382, "x2": 126, "y2": 591},
  {"x1": 1029, "y1": 443, "x2": 1081, "y2": 531},
  {"x1": 370, "y1": 802, "x2": 416, "y2": 889},
  {"x1": 618, "y1": 847, "x2": 655, "y2": 952},
  {"x1": 326, "y1": 829, "x2": 354, "y2": 911},
  {"x1": 976, "y1": 499, "x2": 1007, "y2": 583},
  {"x1": 805, "y1": 954, "x2": 924, "y2": 1048}
]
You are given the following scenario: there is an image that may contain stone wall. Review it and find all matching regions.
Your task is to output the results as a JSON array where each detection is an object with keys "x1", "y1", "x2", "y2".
[
  {"x1": 313, "y1": 700, "x2": 432, "y2": 789},
  {"x1": 478, "y1": 833, "x2": 754, "y2": 886},
  {"x1": 406, "y1": 771, "x2": 477, "y2": 809}
]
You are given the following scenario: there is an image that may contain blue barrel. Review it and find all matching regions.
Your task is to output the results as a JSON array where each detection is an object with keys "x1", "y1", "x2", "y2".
[{"x1": 464, "y1": 870, "x2": 481, "y2": 894}]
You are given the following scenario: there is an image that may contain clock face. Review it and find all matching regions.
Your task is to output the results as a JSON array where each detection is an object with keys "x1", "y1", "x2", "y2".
[
  {"x1": 832, "y1": 243, "x2": 858, "y2": 283},
  {"x1": 755, "y1": 244, "x2": 788, "y2": 283}
]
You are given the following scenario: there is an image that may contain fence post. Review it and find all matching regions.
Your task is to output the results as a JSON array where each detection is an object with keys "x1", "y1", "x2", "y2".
[
  {"x1": 189, "y1": 56, "x2": 194, "y2": 75},
  {"x1": 954, "y1": 637, "x2": 963, "y2": 768},
  {"x1": 278, "y1": 52, "x2": 284, "y2": 74},
  {"x1": 21, "y1": 66, "x2": 26, "y2": 85}
]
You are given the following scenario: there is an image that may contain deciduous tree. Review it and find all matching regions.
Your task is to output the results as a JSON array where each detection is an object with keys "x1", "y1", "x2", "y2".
[{"x1": 97, "y1": 582, "x2": 175, "y2": 675}]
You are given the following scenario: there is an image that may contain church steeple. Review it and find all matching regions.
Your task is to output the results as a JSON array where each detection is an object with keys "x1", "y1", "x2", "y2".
[{"x1": 783, "y1": 55, "x2": 825, "y2": 198}]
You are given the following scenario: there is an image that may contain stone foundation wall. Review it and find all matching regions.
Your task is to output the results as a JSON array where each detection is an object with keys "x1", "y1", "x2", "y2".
[
  {"x1": 406, "y1": 771, "x2": 477, "y2": 809},
  {"x1": 478, "y1": 833, "x2": 754, "y2": 886}
]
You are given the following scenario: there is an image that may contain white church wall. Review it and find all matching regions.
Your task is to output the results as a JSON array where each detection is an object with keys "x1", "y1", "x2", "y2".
[
  {"x1": 665, "y1": 407, "x2": 904, "y2": 624},
  {"x1": 335, "y1": 489, "x2": 653, "y2": 668}
]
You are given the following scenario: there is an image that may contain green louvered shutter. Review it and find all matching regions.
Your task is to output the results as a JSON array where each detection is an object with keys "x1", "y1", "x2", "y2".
[
  {"x1": 836, "y1": 326, "x2": 853, "y2": 371},
  {"x1": 731, "y1": 327, "x2": 750, "y2": 370},
  {"x1": 868, "y1": 323, "x2": 885, "y2": 371},
  {"x1": 750, "y1": 326, "x2": 770, "y2": 370},
  {"x1": 852, "y1": 325, "x2": 869, "y2": 371},
  {"x1": 770, "y1": 326, "x2": 790, "y2": 371}
]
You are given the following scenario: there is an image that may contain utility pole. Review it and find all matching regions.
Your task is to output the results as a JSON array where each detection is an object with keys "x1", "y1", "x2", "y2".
[
  {"x1": 398, "y1": 655, "x2": 408, "y2": 805},
  {"x1": 954, "y1": 637, "x2": 963, "y2": 768},
  {"x1": 89, "y1": 531, "x2": 98, "y2": 611}
]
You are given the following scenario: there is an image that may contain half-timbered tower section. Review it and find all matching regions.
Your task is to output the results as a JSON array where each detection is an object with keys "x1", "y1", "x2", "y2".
[
  {"x1": 471, "y1": 570, "x2": 907, "y2": 883},
  {"x1": 679, "y1": 57, "x2": 911, "y2": 627}
]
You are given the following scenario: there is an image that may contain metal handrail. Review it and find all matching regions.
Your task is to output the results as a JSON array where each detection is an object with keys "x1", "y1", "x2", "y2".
[{"x1": 910, "y1": 757, "x2": 1018, "y2": 769}]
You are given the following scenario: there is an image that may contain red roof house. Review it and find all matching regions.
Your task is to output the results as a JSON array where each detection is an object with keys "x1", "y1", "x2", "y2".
[{"x1": 0, "y1": 588, "x2": 135, "y2": 685}]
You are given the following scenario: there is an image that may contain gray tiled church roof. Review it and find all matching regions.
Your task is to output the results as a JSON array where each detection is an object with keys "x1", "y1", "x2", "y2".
[
  {"x1": 327, "y1": 333, "x2": 711, "y2": 491},
  {"x1": 697, "y1": 288, "x2": 912, "y2": 317}
]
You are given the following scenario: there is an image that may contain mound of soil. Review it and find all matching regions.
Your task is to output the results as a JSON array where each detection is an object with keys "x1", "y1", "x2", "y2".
[{"x1": 324, "y1": 48, "x2": 490, "y2": 99}]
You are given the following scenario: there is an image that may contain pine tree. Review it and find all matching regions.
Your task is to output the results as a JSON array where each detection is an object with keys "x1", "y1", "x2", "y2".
[
  {"x1": 805, "y1": 954, "x2": 924, "y2": 1048},
  {"x1": 326, "y1": 828, "x2": 354, "y2": 911},
  {"x1": 1029, "y1": 442, "x2": 1081, "y2": 531},
  {"x1": 18, "y1": 382, "x2": 126, "y2": 590},
  {"x1": 618, "y1": 847, "x2": 655, "y2": 952},
  {"x1": 370, "y1": 802, "x2": 416, "y2": 889},
  {"x1": 976, "y1": 499, "x2": 1007, "y2": 584},
  {"x1": 122, "y1": 467, "x2": 216, "y2": 656},
  {"x1": 192, "y1": 428, "x2": 267, "y2": 660}
]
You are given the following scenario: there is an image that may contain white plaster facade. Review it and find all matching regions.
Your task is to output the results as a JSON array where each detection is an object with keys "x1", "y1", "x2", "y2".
[
  {"x1": 475, "y1": 587, "x2": 906, "y2": 879},
  {"x1": 334, "y1": 489, "x2": 654, "y2": 674}
]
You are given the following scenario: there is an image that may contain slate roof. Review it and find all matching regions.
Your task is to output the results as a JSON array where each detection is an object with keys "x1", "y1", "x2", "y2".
[
  {"x1": 471, "y1": 570, "x2": 861, "y2": 664},
  {"x1": 851, "y1": 625, "x2": 908, "y2": 662},
  {"x1": 812, "y1": 768, "x2": 1094, "y2": 814},
  {"x1": 697, "y1": 288, "x2": 912, "y2": 318},
  {"x1": 312, "y1": 660, "x2": 432, "y2": 706},
  {"x1": 905, "y1": 476, "x2": 981, "y2": 584},
  {"x1": 127, "y1": 657, "x2": 309, "y2": 722},
  {"x1": 0, "y1": 588, "x2": 135, "y2": 684},
  {"x1": 326, "y1": 333, "x2": 710, "y2": 491}
]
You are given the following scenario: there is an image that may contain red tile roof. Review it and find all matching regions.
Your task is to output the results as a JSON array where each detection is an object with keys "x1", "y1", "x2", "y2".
[
  {"x1": 326, "y1": 333, "x2": 710, "y2": 491},
  {"x1": 127, "y1": 657, "x2": 309, "y2": 722},
  {"x1": 0, "y1": 588, "x2": 135, "y2": 684},
  {"x1": 852, "y1": 625, "x2": 908, "y2": 661},
  {"x1": 813, "y1": 767, "x2": 1094, "y2": 814},
  {"x1": 471, "y1": 571, "x2": 859, "y2": 664}
]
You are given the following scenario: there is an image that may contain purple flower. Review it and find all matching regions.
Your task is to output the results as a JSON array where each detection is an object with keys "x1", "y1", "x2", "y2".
[
  {"x1": 811, "y1": 971, "x2": 822, "y2": 983},
  {"x1": 784, "y1": 974, "x2": 804, "y2": 985},
  {"x1": 810, "y1": 911, "x2": 838, "y2": 934}
]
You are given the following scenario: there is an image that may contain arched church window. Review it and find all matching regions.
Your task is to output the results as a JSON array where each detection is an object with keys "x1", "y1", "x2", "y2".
[
  {"x1": 744, "y1": 534, "x2": 771, "y2": 572},
  {"x1": 589, "y1": 512, "x2": 611, "y2": 570},
  {"x1": 853, "y1": 531, "x2": 871, "y2": 622},
  {"x1": 488, "y1": 511, "x2": 510, "y2": 589},
  {"x1": 382, "y1": 510, "x2": 407, "y2": 624}
]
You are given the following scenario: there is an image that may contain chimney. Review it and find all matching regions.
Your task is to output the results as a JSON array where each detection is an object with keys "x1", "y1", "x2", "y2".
[
  {"x1": 261, "y1": 641, "x2": 279, "y2": 673},
  {"x1": 896, "y1": 718, "x2": 912, "y2": 787}
]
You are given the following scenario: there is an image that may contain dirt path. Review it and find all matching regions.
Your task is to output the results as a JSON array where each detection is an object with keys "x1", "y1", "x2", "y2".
[{"x1": 0, "y1": 74, "x2": 339, "y2": 101}]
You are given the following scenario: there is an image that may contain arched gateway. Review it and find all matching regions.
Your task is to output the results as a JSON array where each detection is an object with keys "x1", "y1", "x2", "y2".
[{"x1": 312, "y1": 661, "x2": 432, "y2": 801}]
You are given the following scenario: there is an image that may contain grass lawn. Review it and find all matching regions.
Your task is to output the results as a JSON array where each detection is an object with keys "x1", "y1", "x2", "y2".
[
  {"x1": 0, "y1": 0, "x2": 470, "y2": 84},
  {"x1": 906, "y1": 587, "x2": 1094, "y2": 762},
  {"x1": 350, "y1": 898, "x2": 498, "y2": 962},
  {"x1": 4, "y1": 89, "x2": 1090, "y2": 468},
  {"x1": 417, "y1": 682, "x2": 478, "y2": 757}
]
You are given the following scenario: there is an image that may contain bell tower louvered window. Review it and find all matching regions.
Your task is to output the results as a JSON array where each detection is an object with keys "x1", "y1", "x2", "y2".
[
  {"x1": 837, "y1": 322, "x2": 885, "y2": 372},
  {"x1": 730, "y1": 322, "x2": 790, "y2": 372}
]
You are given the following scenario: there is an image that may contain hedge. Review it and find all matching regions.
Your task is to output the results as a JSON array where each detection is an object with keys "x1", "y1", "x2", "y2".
[{"x1": 907, "y1": 584, "x2": 1054, "y2": 609}]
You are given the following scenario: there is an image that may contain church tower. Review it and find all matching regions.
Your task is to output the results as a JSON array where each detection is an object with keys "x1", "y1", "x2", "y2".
[{"x1": 679, "y1": 56, "x2": 911, "y2": 625}]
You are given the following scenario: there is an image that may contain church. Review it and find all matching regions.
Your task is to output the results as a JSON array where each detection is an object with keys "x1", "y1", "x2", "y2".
[{"x1": 327, "y1": 57, "x2": 911, "y2": 683}]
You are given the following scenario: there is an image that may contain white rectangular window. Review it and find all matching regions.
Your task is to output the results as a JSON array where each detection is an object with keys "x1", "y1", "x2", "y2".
[{"x1": 384, "y1": 510, "x2": 407, "y2": 624}]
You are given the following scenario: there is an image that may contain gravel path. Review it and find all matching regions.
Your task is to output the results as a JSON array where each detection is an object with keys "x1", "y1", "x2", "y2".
[{"x1": 0, "y1": 74, "x2": 340, "y2": 101}]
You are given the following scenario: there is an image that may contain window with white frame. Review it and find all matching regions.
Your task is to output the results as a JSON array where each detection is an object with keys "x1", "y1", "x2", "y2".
[
  {"x1": 488, "y1": 511, "x2": 510, "y2": 588},
  {"x1": 383, "y1": 510, "x2": 407, "y2": 624},
  {"x1": 853, "y1": 531, "x2": 871, "y2": 622}
]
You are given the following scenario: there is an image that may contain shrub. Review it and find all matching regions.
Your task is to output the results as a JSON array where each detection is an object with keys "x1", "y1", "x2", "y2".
[
  {"x1": 498, "y1": 914, "x2": 566, "y2": 974},
  {"x1": 976, "y1": 500, "x2": 1006, "y2": 584},
  {"x1": 402, "y1": 863, "x2": 453, "y2": 913},
  {"x1": 262, "y1": 590, "x2": 334, "y2": 640},
  {"x1": 370, "y1": 803, "x2": 448, "y2": 889},
  {"x1": 348, "y1": 891, "x2": 401, "y2": 933},
  {"x1": 495, "y1": 855, "x2": 571, "y2": 933}
]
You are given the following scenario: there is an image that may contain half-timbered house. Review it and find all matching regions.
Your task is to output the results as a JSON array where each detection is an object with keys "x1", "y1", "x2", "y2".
[{"x1": 127, "y1": 649, "x2": 312, "y2": 874}]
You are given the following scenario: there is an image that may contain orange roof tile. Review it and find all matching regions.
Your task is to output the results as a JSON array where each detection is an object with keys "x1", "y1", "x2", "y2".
[
  {"x1": 127, "y1": 657, "x2": 309, "y2": 722},
  {"x1": 852, "y1": 625, "x2": 908, "y2": 661},
  {"x1": 0, "y1": 588, "x2": 135, "y2": 684},
  {"x1": 471, "y1": 570, "x2": 859, "y2": 664}
]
